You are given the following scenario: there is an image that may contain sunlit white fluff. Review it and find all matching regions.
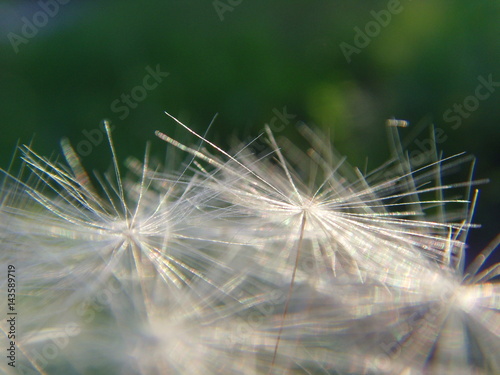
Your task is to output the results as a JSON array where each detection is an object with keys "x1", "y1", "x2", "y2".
[
  {"x1": 0, "y1": 114, "x2": 497, "y2": 375},
  {"x1": 155, "y1": 116, "x2": 478, "y2": 291},
  {"x1": 152, "y1": 114, "x2": 495, "y2": 373},
  {"x1": 1, "y1": 124, "x2": 244, "y2": 332}
]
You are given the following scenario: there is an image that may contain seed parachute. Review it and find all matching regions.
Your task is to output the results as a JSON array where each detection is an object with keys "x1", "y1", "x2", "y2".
[{"x1": 1, "y1": 114, "x2": 498, "y2": 375}]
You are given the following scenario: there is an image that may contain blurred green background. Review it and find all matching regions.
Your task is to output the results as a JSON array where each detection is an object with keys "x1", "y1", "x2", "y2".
[{"x1": 1, "y1": 0, "x2": 498, "y2": 262}]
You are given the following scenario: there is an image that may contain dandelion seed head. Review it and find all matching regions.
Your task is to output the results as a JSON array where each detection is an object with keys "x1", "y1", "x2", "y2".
[{"x1": 2, "y1": 113, "x2": 498, "y2": 374}]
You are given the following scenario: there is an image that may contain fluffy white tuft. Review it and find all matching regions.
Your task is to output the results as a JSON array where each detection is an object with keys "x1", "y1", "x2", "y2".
[{"x1": 1, "y1": 116, "x2": 497, "y2": 375}]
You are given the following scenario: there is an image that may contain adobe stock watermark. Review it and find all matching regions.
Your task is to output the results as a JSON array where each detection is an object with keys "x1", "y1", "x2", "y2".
[
  {"x1": 213, "y1": 0, "x2": 242, "y2": 21},
  {"x1": 398, "y1": 126, "x2": 448, "y2": 171},
  {"x1": 373, "y1": 287, "x2": 454, "y2": 373},
  {"x1": 74, "y1": 120, "x2": 115, "y2": 158},
  {"x1": 340, "y1": 0, "x2": 409, "y2": 63},
  {"x1": 74, "y1": 64, "x2": 169, "y2": 158},
  {"x1": 443, "y1": 74, "x2": 499, "y2": 130},
  {"x1": 8, "y1": 0, "x2": 71, "y2": 54},
  {"x1": 242, "y1": 106, "x2": 297, "y2": 153},
  {"x1": 17, "y1": 279, "x2": 123, "y2": 375},
  {"x1": 223, "y1": 288, "x2": 287, "y2": 348},
  {"x1": 391, "y1": 73, "x2": 500, "y2": 174},
  {"x1": 110, "y1": 64, "x2": 169, "y2": 121}
]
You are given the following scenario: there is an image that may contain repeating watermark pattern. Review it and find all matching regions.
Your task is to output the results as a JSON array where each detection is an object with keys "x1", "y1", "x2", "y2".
[
  {"x1": 404, "y1": 126, "x2": 448, "y2": 168},
  {"x1": 17, "y1": 279, "x2": 123, "y2": 375},
  {"x1": 443, "y1": 74, "x2": 499, "y2": 130},
  {"x1": 243, "y1": 106, "x2": 297, "y2": 153},
  {"x1": 8, "y1": 0, "x2": 71, "y2": 54},
  {"x1": 268, "y1": 106, "x2": 297, "y2": 133},
  {"x1": 17, "y1": 322, "x2": 81, "y2": 375},
  {"x1": 391, "y1": 72, "x2": 500, "y2": 173},
  {"x1": 340, "y1": 0, "x2": 408, "y2": 63},
  {"x1": 110, "y1": 64, "x2": 169, "y2": 121},
  {"x1": 225, "y1": 288, "x2": 287, "y2": 347},
  {"x1": 374, "y1": 288, "x2": 454, "y2": 373},
  {"x1": 213, "y1": 0, "x2": 243, "y2": 21},
  {"x1": 75, "y1": 120, "x2": 115, "y2": 158},
  {"x1": 74, "y1": 64, "x2": 169, "y2": 158},
  {"x1": 74, "y1": 279, "x2": 124, "y2": 324}
]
